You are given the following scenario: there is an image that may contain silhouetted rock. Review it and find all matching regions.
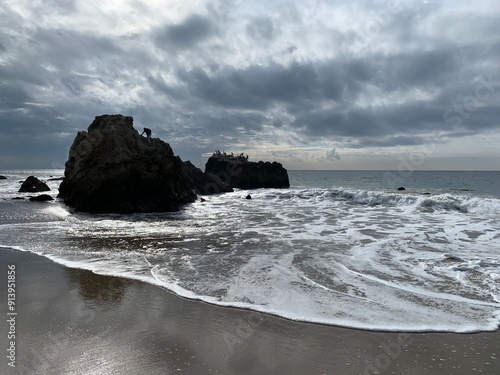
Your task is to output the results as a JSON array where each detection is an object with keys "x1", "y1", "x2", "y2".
[
  {"x1": 397, "y1": 187, "x2": 406, "y2": 191},
  {"x1": 11, "y1": 197, "x2": 24, "y2": 200},
  {"x1": 205, "y1": 154, "x2": 289, "y2": 189},
  {"x1": 29, "y1": 194, "x2": 54, "y2": 202},
  {"x1": 443, "y1": 254, "x2": 465, "y2": 263},
  {"x1": 246, "y1": 194, "x2": 252, "y2": 200},
  {"x1": 0, "y1": 175, "x2": 7, "y2": 180},
  {"x1": 18, "y1": 176, "x2": 51, "y2": 193},
  {"x1": 48, "y1": 177, "x2": 64, "y2": 181},
  {"x1": 58, "y1": 114, "x2": 196, "y2": 213},
  {"x1": 182, "y1": 161, "x2": 233, "y2": 195}
]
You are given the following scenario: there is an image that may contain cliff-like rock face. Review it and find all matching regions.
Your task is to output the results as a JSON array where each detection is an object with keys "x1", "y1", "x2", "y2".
[
  {"x1": 205, "y1": 153, "x2": 290, "y2": 189},
  {"x1": 58, "y1": 114, "x2": 196, "y2": 213},
  {"x1": 182, "y1": 161, "x2": 233, "y2": 195}
]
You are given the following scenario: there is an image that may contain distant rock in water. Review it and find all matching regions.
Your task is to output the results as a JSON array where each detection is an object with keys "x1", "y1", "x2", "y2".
[
  {"x1": 29, "y1": 194, "x2": 54, "y2": 202},
  {"x1": 397, "y1": 187, "x2": 406, "y2": 191},
  {"x1": 58, "y1": 114, "x2": 196, "y2": 213},
  {"x1": 19, "y1": 176, "x2": 51, "y2": 193},
  {"x1": 205, "y1": 153, "x2": 290, "y2": 189},
  {"x1": 0, "y1": 175, "x2": 7, "y2": 180},
  {"x1": 182, "y1": 161, "x2": 233, "y2": 195},
  {"x1": 47, "y1": 177, "x2": 64, "y2": 181},
  {"x1": 246, "y1": 194, "x2": 252, "y2": 200}
]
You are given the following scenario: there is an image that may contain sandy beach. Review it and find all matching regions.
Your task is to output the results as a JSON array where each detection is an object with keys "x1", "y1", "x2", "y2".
[{"x1": 0, "y1": 247, "x2": 498, "y2": 375}]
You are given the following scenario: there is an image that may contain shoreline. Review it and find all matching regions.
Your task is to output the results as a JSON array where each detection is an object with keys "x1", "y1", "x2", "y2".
[{"x1": 1, "y1": 248, "x2": 498, "y2": 374}]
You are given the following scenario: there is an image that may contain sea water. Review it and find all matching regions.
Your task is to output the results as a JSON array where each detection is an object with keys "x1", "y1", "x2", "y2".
[{"x1": 1, "y1": 169, "x2": 499, "y2": 332}]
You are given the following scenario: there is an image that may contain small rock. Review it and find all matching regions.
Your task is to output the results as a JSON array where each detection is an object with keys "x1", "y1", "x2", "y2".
[
  {"x1": 443, "y1": 254, "x2": 465, "y2": 263},
  {"x1": 0, "y1": 175, "x2": 7, "y2": 180},
  {"x1": 19, "y1": 176, "x2": 51, "y2": 193},
  {"x1": 29, "y1": 194, "x2": 54, "y2": 202},
  {"x1": 11, "y1": 197, "x2": 25, "y2": 200},
  {"x1": 397, "y1": 187, "x2": 406, "y2": 191},
  {"x1": 200, "y1": 197, "x2": 206, "y2": 202},
  {"x1": 47, "y1": 177, "x2": 64, "y2": 181},
  {"x1": 246, "y1": 194, "x2": 252, "y2": 200}
]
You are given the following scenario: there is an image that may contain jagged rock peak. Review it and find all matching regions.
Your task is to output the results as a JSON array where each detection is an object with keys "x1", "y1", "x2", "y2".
[{"x1": 58, "y1": 114, "x2": 196, "y2": 213}]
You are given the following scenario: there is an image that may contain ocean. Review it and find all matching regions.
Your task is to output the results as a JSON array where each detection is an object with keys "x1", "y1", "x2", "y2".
[{"x1": 1, "y1": 169, "x2": 499, "y2": 333}]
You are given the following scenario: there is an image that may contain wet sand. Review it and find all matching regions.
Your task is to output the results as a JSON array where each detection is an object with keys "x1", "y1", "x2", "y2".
[{"x1": 0, "y1": 248, "x2": 498, "y2": 375}]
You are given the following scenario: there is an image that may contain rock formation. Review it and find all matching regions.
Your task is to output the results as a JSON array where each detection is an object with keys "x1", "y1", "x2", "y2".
[
  {"x1": 18, "y1": 176, "x2": 51, "y2": 193},
  {"x1": 205, "y1": 153, "x2": 290, "y2": 189},
  {"x1": 58, "y1": 114, "x2": 196, "y2": 213},
  {"x1": 0, "y1": 175, "x2": 7, "y2": 179},
  {"x1": 182, "y1": 161, "x2": 233, "y2": 195},
  {"x1": 29, "y1": 194, "x2": 54, "y2": 202}
]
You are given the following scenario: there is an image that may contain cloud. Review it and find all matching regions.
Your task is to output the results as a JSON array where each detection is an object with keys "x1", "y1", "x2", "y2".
[
  {"x1": 154, "y1": 14, "x2": 218, "y2": 49},
  {"x1": 0, "y1": 0, "x2": 499, "y2": 169},
  {"x1": 246, "y1": 17, "x2": 275, "y2": 41},
  {"x1": 326, "y1": 148, "x2": 341, "y2": 160}
]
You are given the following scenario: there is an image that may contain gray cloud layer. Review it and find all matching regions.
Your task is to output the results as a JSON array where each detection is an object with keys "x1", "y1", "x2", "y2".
[{"x1": 1, "y1": 0, "x2": 499, "y2": 169}]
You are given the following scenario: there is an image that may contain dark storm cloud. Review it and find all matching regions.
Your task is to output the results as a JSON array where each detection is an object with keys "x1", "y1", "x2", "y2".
[
  {"x1": 156, "y1": 46, "x2": 500, "y2": 152},
  {"x1": 1, "y1": 1, "x2": 500, "y2": 169},
  {"x1": 33, "y1": 28, "x2": 125, "y2": 69},
  {"x1": 169, "y1": 48, "x2": 492, "y2": 144},
  {"x1": 345, "y1": 135, "x2": 428, "y2": 149},
  {"x1": 376, "y1": 49, "x2": 459, "y2": 89},
  {"x1": 175, "y1": 63, "x2": 320, "y2": 110},
  {"x1": 0, "y1": 84, "x2": 33, "y2": 110},
  {"x1": 203, "y1": 110, "x2": 265, "y2": 133},
  {"x1": 154, "y1": 14, "x2": 217, "y2": 49}
]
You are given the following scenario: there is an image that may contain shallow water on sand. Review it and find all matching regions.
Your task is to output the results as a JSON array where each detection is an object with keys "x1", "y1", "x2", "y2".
[{"x1": 1, "y1": 169, "x2": 499, "y2": 332}]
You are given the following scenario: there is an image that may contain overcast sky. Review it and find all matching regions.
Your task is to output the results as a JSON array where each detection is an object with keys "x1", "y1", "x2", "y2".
[{"x1": 1, "y1": 0, "x2": 499, "y2": 170}]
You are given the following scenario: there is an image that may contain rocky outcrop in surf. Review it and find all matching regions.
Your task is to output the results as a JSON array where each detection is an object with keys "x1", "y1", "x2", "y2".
[
  {"x1": 29, "y1": 194, "x2": 54, "y2": 202},
  {"x1": 58, "y1": 114, "x2": 196, "y2": 213},
  {"x1": 182, "y1": 161, "x2": 233, "y2": 195},
  {"x1": 18, "y1": 176, "x2": 50, "y2": 193},
  {"x1": 205, "y1": 153, "x2": 290, "y2": 189}
]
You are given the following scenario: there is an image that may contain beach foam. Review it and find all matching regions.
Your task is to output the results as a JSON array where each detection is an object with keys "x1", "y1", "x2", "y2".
[{"x1": 1, "y1": 182, "x2": 499, "y2": 332}]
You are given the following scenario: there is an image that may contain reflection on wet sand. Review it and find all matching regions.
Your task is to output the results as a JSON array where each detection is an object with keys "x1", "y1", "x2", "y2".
[{"x1": 65, "y1": 267, "x2": 130, "y2": 307}]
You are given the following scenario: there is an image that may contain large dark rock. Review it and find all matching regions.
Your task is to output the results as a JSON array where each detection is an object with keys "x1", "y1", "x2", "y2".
[
  {"x1": 18, "y1": 176, "x2": 51, "y2": 193},
  {"x1": 29, "y1": 194, "x2": 54, "y2": 202},
  {"x1": 182, "y1": 161, "x2": 233, "y2": 195},
  {"x1": 0, "y1": 175, "x2": 7, "y2": 179},
  {"x1": 58, "y1": 114, "x2": 196, "y2": 213},
  {"x1": 205, "y1": 153, "x2": 290, "y2": 189}
]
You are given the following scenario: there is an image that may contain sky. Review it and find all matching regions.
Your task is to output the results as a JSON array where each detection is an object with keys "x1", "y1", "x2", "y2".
[{"x1": 1, "y1": 0, "x2": 499, "y2": 170}]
